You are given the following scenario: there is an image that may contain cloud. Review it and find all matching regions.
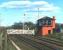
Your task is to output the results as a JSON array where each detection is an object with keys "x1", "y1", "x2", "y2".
[
  {"x1": 32, "y1": 1, "x2": 48, "y2": 5},
  {"x1": 0, "y1": 1, "x2": 60, "y2": 13},
  {"x1": 0, "y1": 1, "x2": 60, "y2": 21},
  {"x1": 0, "y1": 1, "x2": 31, "y2": 8},
  {"x1": 25, "y1": 2, "x2": 60, "y2": 13}
]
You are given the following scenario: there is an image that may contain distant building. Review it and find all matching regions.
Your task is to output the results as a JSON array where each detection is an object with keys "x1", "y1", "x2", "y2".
[{"x1": 36, "y1": 16, "x2": 56, "y2": 36}]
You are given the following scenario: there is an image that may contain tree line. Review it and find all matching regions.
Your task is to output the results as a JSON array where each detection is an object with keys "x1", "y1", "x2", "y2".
[{"x1": 7, "y1": 22, "x2": 36, "y2": 30}]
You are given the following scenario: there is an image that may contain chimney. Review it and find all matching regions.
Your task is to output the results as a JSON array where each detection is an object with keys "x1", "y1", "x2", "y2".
[{"x1": 53, "y1": 16, "x2": 55, "y2": 19}]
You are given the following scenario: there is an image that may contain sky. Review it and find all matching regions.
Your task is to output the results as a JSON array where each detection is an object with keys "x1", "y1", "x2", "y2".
[{"x1": 0, "y1": 0, "x2": 63, "y2": 26}]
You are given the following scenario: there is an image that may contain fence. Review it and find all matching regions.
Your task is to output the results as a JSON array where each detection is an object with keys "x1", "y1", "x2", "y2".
[{"x1": 7, "y1": 29, "x2": 35, "y2": 35}]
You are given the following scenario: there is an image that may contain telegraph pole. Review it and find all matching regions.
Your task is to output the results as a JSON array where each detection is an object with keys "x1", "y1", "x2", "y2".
[
  {"x1": 38, "y1": 8, "x2": 39, "y2": 19},
  {"x1": 23, "y1": 13, "x2": 26, "y2": 34}
]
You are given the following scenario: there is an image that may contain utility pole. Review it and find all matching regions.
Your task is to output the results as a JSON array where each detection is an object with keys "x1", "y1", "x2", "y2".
[
  {"x1": 23, "y1": 13, "x2": 26, "y2": 34},
  {"x1": 38, "y1": 8, "x2": 39, "y2": 19}
]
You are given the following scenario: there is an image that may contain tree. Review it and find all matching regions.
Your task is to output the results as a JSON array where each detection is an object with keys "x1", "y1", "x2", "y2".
[
  {"x1": 9, "y1": 22, "x2": 36, "y2": 29},
  {"x1": 11, "y1": 22, "x2": 23, "y2": 29},
  {"x1": 24, "y1": 22, "x2": 36, "y2": 30},
  {"x1": 61, "y1": 24, "x2": 63, "y2": 29},
  {"x1": 54, "y1": 23, "x2": 61, "y2": 33}
]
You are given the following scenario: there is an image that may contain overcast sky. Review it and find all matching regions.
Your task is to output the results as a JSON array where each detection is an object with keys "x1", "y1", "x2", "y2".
[{"x1": 0, "y1": 0, "x2": 63, "y2": 26}]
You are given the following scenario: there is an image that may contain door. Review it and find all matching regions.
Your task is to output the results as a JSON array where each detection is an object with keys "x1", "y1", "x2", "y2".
[{"x1": 48, "y1": 30, "x2": 51, "y2": 34}]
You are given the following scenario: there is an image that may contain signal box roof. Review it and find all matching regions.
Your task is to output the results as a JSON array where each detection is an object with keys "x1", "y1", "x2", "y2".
[{"x1": 38, "y1": 16, "x2": 55, "y2": 21}]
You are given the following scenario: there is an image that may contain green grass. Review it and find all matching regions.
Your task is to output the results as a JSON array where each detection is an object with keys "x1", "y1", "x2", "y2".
[
  {"x1": 7, "y1": 39, "x2": 17, "y2": 50},
  {"x1": 45, "y1": 33, "x2": 63, "y2": 41}
]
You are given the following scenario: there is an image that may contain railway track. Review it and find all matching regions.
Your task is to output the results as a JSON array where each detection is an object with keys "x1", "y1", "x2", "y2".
[
  {"x1": 8, "y1": 36, "x2": 39, "y2": 50},
  {"x1": 9, "y1": 34, "x2": 63, "y2": 50},
  {"x1": 20, "y1": 34, "x2": 63, "y2": 50},
  {"x1": 23, "y1": 34, "x2": 63, "y2": 47},
  {"x1": 11, "y1": 36, "x2": 42, "y2": 50},
  {"x1": 9, "y1": 34, "x2": 53, "y2": 50},
  {"x1": 36, "y1": 36, "x2": 63, "y2": 47}
]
